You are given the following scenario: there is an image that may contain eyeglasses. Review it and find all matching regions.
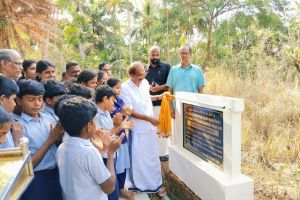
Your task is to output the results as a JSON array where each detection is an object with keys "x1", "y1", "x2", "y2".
[
  {"x1": 7, "y1": 60, "x2": 22, "y2": 66},
  {"x1": 180, "y1": 52, "x2": 190, "y2": 55}
]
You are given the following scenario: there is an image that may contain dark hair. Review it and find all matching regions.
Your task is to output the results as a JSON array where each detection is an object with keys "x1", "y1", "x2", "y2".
[
  {"x1": 36, "y1": 60, "x2": 55, "y2": 73},
  {"x1": 66, "y1": 62, "x2": 79, "y2": 72},
  {"x1": 20, "y1": 60, "x2": 36, "y2": 79},
  {"x1": 107, "y1": 78, "x2": 121, "y2": 88},
  {"x1": 58, "y1": 96, "x2": 97, "y2": 137},
  {"x1": 95, "y1": 85, "x2": 114, "y2": 103},
  {"x1": 36, "y1": 60, "x2": 55, "y2": 82},
  {"x1": 0, "y1": 76, "x2": 19, "y2": 97},
  {"x1": 97, "y1": 71, "x2": 106, "y2": 82},
  {"x1": 43, "y1": 79, "x2": 67, "y2": 100},
  {"x1": 53, "y1": 94, "x2": 77, "y2": 116},
  {"x1": 98, "y1": 62, "x2": 107, "y2": 71},
  {"x1": 69, "y1": 83, "x2": 93, "y2": 99},
  {"x1": 61, "y1": 72, "x2": 67, "y2": 78},
  {"x1": 17, "y1": 79, "x2": 45, "y2": 98},
  {"x1": 0, "y1": 106, "x2": 11, "y2": 125},
  {"x1": 77, "y1": 70, "x2": 97, "y2": 84}
]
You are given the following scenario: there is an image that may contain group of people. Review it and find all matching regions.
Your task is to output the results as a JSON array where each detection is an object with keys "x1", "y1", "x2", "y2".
[{"x1": 0, "y1": 44, "x2": 205, "y2": 200}]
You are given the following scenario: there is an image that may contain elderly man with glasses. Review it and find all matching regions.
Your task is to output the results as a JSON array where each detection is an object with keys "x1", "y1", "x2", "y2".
[
  {"x1": 166, "y1": 44, "x2": 205, "y2": 118},
  {"x1": 0, "y1": 49, "x2": 23, "y2": 80}
]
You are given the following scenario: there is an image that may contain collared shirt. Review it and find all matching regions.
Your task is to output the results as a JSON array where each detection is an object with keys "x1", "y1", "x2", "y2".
[
  {"x1": 12, "y1": 113, "x2": 21, "y2": 121},
  {"x1": 145, "y1": 62, "x2": 171, "y2": 106},
  {"x1": 166, "y1": 63, "x2": 205, "y2": 107},
  {"x1": 0, "y1": 131, "x2": 14, "y2": 149},
  {"x1": 95, "y1": 107, "x2": 114, "y2": 158},
  {"x1": 20, "y1": 112, "x2": 57, "y2": 171},
  {"x1": 56, "y1": 137, "x2": 110, "y2": 200},
  {"x1": 42, "y1": 104, "x2": 59, "y2": 125},
  {"x1": 120, "y1": 79, "x2": 155, "y2": 133},
  {"x1": 166, "y1": 63, "x2": 205, "y2": 94}
]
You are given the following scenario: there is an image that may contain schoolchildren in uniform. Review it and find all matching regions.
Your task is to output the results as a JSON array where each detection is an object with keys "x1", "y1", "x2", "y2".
[
  {"x1": 0, "y1": 76, "x2": 23, "y2": 148},
  {"x1": 94, "y1": 85, "x2": 135, "y2": 200},
  {"x1": 42, "y1": 79, "x2": 67, "y2": 124},
  {"x1": 16, "y1": 79, "x2": 64, "y2": 200},
  {"x1": 107, "y1": 78, "x2": 133, "y2": 199},
  {"x1": 69, "y1": 83, "x2": 94, "y2": 100},
  {"x1": 56, "y1": 96, "x2": 124, "y2": 200},
  {"x1": 0, "y1": 107, "x2": 12, "y2": 144}
]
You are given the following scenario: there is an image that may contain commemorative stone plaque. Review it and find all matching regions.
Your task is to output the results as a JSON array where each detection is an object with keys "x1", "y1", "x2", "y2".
[{"x1": 183, "y1": 103, "x2": 223, "y2": 168}]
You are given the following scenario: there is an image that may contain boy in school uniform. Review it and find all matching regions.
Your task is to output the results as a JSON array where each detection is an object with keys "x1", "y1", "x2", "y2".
[
  {"x1": 0, "y1": 107, "x2": 12, "y2": 144},
  {"x1": 0, "y1": 76, "x2": 23, "y2": 148},
  {"x1": 56, "y1": 96, "x2": 124, "y2": 200},
  {"x1": 42, "y1": 79, "x2": 67, "y2": 124},
  {"x1": 94, "y1": 85, "x2": 135, "y2": 200},
  {"x1": 16, "y1": 79, "x2": 64, "y2": 200}
]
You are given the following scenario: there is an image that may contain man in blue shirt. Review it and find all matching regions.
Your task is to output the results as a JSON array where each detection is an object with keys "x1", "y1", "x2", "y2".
[{"x1": 166, "y1": 45, "x2": 205, "y2": 118}]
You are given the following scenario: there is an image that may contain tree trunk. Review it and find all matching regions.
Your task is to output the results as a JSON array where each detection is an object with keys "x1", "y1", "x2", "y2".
[{"x1": 202, "y1": 17, "x2": 213, "y2": 71}]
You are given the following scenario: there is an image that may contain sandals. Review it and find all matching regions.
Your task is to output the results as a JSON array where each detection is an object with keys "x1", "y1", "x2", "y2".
[
  {"x1": 120, "y1": 189, "x2": 134, "y2": 200},
  {"x1": 158, "y1": 186, "x2": 167, "y2": 197}
]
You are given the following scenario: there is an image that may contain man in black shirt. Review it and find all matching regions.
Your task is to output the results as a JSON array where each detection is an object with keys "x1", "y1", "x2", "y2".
[{"x1": 145, "y1": 46, "x2": 171, "y2": 161}]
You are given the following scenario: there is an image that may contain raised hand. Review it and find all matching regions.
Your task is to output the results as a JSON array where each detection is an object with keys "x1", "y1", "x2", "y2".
[
  {"x1": 112, "y1": 113, "x2": 123, "y2": 126},
  {"x1": 121, "y1": 116, "x2": 135, "y2": 129},
  {"x1": 108, "y1": 133, "x2": 125, "y2": 154},
  {"x1": 49, "y1": 121, "x2": 64, "y2": 143},
  {"x1": 11, "y1": 121, "x2": 23, "y2": 147}
]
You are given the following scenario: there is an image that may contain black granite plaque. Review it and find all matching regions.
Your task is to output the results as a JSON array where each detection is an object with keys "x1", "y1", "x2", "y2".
[{"x1": 183, "y1": 103, "x2": 223, "y2": 167}]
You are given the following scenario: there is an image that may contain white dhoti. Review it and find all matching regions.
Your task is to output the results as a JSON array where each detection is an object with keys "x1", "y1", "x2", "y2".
[
  {"x1": 128, "y1": 123, "x2": 163, "y2": 192},
  {"x1": 153, "y1": 106, "x2": 169, "y2": 156}
]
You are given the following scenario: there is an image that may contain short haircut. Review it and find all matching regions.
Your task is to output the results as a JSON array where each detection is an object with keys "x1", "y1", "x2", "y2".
[
  {"x1": 53, "y1": 94, "x2": 76, "y2": 116},
  {"x1": 97, "y1": 71, "x2": 106, "y2": 82},
  {"x1": 36, "y1": 60, "x2": 55, "y2": 73},
  {"x1": 43, "y1": 79, "x2": 67, "y2": 100},
  {"x1": 0, "y1": 106, "x2": 11, "y2": 125},
  {"x1": 149, "y1": 46, "x2": 161, "y2": 54},
  {"x1": 66, "y1": 62, "x2": 79, "y2": 71},
  {"x1": 61, "y1": 71, "x2": 67, "y2": 78},
  {"x1": 0, "y1": 49, "x2": 18, "y2": 61},
  {"x1": 127, "y1": 61, "x2": 143, "y2": 76},
  {"x1": 98, "y1": 62, "x2": 107, "y2": 71},
  {"x1": 180, "y1": 44, "x2": 192, "y2": 54},
  {"x1": 58, "y1": 96, "x2": 97, "y2": 137},
  {"x1": 0, "y1": 76, "x2": 19, "y2": 97},
  {"x1": 77, "y1": 70, "x2": 97, "y2": 84},
  {"x1": 69, "y1": 83, "x2": 93, "y2": 99},
  {"x1": 107, "y1": 77, "x2": 121, "y2": 88},
  {"x1": 17, "y1": 79, "x2": 45, "y2": 98},
  {"x1": 95, "y1": 85, "x2": 115, "y2": 103}
]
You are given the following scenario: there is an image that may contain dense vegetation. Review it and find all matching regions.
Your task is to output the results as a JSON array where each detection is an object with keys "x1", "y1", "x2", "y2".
[{"x1": 1, "y1": 0, "x2": 300, "y2": 199}]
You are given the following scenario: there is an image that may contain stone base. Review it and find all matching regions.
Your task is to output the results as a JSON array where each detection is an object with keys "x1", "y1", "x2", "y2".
[
  {"x1": 169, "y1": 146, "x2": 254, "y2": 200},
  {"x1": 160, "y1": 161, "x2": 201, "y2": 200}
]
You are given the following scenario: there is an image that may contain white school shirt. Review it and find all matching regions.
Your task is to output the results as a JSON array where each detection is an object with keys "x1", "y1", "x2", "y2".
[
  {"x1": 56, "y1": 136, "x2": 111, "y2": 200},
  {"x1": 120, "y1": 79, "x2": 155, "y2": 132}
]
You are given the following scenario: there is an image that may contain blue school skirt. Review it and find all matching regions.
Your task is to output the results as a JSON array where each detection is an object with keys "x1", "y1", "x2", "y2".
[{"x1": 21, "y1": 167, "x2": 63, "y2": 200}]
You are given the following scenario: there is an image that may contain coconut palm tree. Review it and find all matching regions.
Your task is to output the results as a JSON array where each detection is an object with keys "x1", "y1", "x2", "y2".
[{"x1": 0, "y1": 0, "x2": 59, "y2": 53}]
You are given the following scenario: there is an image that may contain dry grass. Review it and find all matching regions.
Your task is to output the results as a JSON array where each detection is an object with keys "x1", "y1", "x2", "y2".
[{"x1": 205, "y1": 66, "x2": 300, "y2": 200}]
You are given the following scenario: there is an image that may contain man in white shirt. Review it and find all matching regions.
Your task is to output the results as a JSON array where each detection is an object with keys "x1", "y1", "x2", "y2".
[{"x1": 120, "y1": 62, "x2": 166, "y2": 197}]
